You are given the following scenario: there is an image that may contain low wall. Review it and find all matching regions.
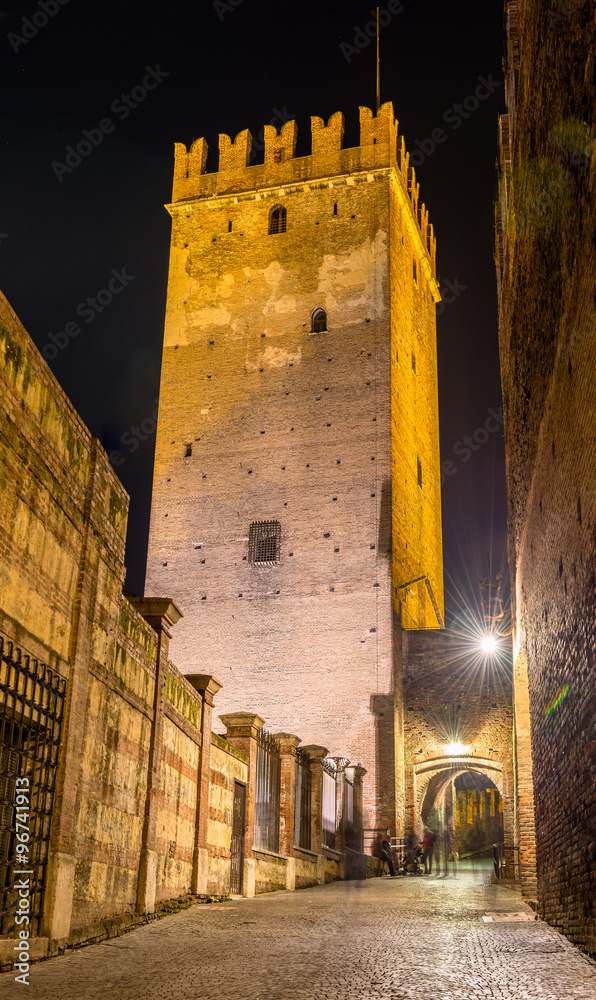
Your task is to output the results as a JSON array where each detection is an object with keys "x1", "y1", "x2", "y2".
[
  {"x1": 254, "y1": 850, "x2": 288, "y2": 894},
  {"x1": 207, "y1": 734, "x2": 248, "y2": 895}
]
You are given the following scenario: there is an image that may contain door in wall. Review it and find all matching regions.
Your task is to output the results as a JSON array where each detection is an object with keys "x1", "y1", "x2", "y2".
[{"x1": 230, "y1": 781, "x2": 246, "y2": 894}]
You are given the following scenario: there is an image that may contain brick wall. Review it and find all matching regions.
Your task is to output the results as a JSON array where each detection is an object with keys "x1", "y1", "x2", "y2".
[
  {"x1": 496, "y1": 0, "x2": 596, "y2": 954},
  {"x1": 0, "y1": 294, "x2": 214, "y2": 948}
]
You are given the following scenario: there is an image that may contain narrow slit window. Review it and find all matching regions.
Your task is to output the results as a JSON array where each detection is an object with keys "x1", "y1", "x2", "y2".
[
  {"x1": 417, "y1": 456, "x2": 423, "y2": 489},
  {"x1": 413, "y1": 259, "x2": 418, "y2": 282},
  {"x1": 228, "y1": 220, "x2": 233, "y2": 232},
  {"x1": 249, "y1": 521, "x2": 281, "y2": 565},
  {"x1": 311, "y1": 308, "x2": 327, "y2": 333},
  {"x1": 412, "y1": 352, "x2": 416, "y2": 373},
  {"x1": 269, "y1": 205, "x2": 287, "y2": 234},
  {"x1": 333, "y1": 202, "x2": 338, "y2": 216},
  {"x1": 184, "y1": 443, "x2": 192, "y2": 457}
]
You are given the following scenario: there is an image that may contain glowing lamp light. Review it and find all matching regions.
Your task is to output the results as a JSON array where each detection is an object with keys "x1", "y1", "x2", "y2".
[
  {"x1": 481, "y1": 634, "x2": 498, "y2": 653},
  {"x1": 444, "y1": 742, "x2": 470, "y2": 756}
]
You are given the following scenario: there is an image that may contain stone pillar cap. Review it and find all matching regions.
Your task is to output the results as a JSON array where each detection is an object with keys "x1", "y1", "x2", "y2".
[
  {"x1": 301, "y1": 744, "x2": 329, "y2": 760},
  {"x1": 186, "y1": 674, "x2": 223, "y2": 698},
  {"x1": 271, "y1": 732, "x2": 302, "y2": 751},
  {"x1": 219, "y1": 712, "x2": 265, "y2": 735},
  {"x1": 129, "y1": 597, "x2": 183, "y2": 629},
  {"x1": 349, "y1": 764, "x2": 367, "y2": 778}
]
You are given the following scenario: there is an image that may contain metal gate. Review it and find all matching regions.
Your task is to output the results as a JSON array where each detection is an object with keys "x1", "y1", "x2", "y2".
[
  {"x1": 0, "y1": 635, "x2": 66, "y2": 936},
  {"x1": 230, "y1": 781, "x2": 246, "y2": 895}
]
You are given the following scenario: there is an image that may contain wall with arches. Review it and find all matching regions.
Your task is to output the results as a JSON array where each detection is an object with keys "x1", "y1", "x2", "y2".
[{"x1": 403, "y1": 630, "x2": 515, "y2": 862}]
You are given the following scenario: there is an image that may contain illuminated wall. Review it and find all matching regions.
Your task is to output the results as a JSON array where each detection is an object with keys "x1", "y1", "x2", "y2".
[{"x1": 146, "y1": 103, "x2": 443, "y2": 837}]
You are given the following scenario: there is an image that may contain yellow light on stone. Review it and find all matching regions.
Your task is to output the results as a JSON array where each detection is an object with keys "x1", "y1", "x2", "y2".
[{"x1": 444, "y1": 742, "x2": 470, "y2": 756}]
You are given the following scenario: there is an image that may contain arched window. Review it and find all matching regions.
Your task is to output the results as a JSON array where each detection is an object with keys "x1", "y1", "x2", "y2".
[
  {"x1": 268, "y1": 205, "x2": 287, "y2": 234},
  {"x1": 311, "y1": 308, "x2": 327, "y2": 333}
]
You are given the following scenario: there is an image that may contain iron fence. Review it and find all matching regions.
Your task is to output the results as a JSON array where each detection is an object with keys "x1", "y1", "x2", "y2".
[
  {"x1": 293, "y1": 747, "x2": 311, "y2": 850},
  {"x1": 0, "y1": 635, "x2": 66, "y2": 936},
  {"x1": 254, "y1": 730, "x2": 281, "y2": 853},
  {"x1": 322, "y1": 759, "x2": 337, "y2": 850}
]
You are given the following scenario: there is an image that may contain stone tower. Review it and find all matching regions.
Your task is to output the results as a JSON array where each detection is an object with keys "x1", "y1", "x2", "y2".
[{"x1": 145, "y1": 102, "x2": 443, "y2": 841}]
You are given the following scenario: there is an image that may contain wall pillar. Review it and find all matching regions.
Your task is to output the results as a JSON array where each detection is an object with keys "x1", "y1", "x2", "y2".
[
  {"x1": 513, "y1": 647, "x2": 538, "y2": 896},
  {"x1": 220, "y1": 712, "x2": 265, "y2": 897},
  {"x1": 133, "y1": 598, "x2": 183, "y2": 914},
  {"x1": 302, "y1": 745, "x2": 328, "y2": 884},
  {"x1": 351, "y1": 765, "x2": 367, "y2": 855},
  {"x1": 272, "y1": 732, "x2": 301, "y2": 890},
  {"x1": 330, "y1": 757, "x2": 350, "y2": 875},
  {"x1": 187, "y1": 674, "x2": 222, "y2": 894}
]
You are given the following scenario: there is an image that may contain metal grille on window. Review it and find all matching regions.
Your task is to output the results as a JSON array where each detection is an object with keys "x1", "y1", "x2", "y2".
[
  {"x1": 269, "y1": 206, "x2": 287, "y2": 234},
  {"x1": 254, "y1": 730, "x2": 281, "y2": 853},
  {"x1": 0, "y1": 635, "x2": 66, "y2": 937},
  {"x1": 322, "y1": 759, "x2": 337, "y2": 850},
  {"x1": 248, "y1": 521, "x2": 281, "y2": 566},
  {"x1": 294, "y1": 747, "x2": 311, "y2": 850}
]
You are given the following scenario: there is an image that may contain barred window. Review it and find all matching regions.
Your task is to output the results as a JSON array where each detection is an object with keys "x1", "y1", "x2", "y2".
[
  {"x1": 248, "y1": 521, "x2": 281, "y2": 565},
  {"x1": 269, "y1": 205, "x2": 287, "y2": 234}
]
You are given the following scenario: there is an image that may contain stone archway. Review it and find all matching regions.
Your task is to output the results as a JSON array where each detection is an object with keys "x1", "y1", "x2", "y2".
[
  {"x1": 415, "y1": 755, "x2": 504, "y2": 821},
  {"x1": 408, "y1": 755, "x2": 513, "y2": 858}
]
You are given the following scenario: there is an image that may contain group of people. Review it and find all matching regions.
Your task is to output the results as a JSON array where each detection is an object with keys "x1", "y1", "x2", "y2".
[{"x1": 379, "y1": 826, "x2": 456, "y2": 876}]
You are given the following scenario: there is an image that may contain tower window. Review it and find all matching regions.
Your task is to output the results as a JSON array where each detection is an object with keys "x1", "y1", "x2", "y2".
[
  {"x1": 228, "y1": 220, "x2": 232, "y2": 232},
  {"x1": 249, "y1": 520, "x2": 281, "y2": 565},
  {"x1": 333, "y1": 202, "x2": 338, "y2": 216},
  {"x1": 417, "y1": 456, "x2": 423, "y2": 489},
  {"x1": 413, "y1": 259, "x2": 418, "y2": 282},
  {"x1": 412, "y1": 352, "x2": 416, "y2": 373},
  {"x1": 269, "y1": 205, "x2": 287, "y2": 234},
  {"x1": 184, "y1": 444, "x2": 192, "y2": 457},
  {"x1": 311, "y1": 308, "x2": 327, "y2": 333}
]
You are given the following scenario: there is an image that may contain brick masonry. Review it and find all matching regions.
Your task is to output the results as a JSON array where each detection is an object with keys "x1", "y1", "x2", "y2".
[
  {"x1": 145, "y1": 102, "x2": 444, "y2": 841},
  {"x1": 496, "y1": 0, "x2": 596, "y2": 955}
]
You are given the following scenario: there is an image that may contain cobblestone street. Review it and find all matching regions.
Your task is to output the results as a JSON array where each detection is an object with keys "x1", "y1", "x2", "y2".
[{"x1": 2, "y1": 863, "x2": 596, "y2": 999}]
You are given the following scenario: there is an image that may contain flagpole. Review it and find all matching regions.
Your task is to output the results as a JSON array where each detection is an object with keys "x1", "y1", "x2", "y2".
[{"x1": 376, "y1": 6, "x2": 380, "y2": 111}]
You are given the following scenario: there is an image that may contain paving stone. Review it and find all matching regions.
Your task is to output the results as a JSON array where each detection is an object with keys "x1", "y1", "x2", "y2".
[{"x1": 1, "y1": 864, "x2": 595, "y2": 999}]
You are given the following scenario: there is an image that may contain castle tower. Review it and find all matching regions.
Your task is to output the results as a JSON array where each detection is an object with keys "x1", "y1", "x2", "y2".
[{"x1": 145, "y1": 103, "x2": 443, "y2": 841}]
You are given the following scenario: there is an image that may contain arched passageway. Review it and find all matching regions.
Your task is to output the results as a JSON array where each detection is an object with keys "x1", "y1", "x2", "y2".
[{"x1": 408, "y1": 755, "x2": 512, "y2": 868}]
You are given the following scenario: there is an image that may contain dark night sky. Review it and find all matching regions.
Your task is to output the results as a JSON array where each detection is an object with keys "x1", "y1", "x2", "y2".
[{"x1": 0, "y1": 0, "x2": 508, "y2": 621}]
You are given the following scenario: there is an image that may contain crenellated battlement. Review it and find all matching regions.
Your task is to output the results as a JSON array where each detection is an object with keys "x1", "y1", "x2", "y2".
[{"x1": 171, "y1": 102, "x2": 436, "y2": 277}]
